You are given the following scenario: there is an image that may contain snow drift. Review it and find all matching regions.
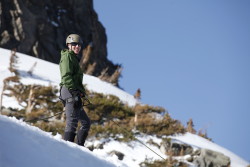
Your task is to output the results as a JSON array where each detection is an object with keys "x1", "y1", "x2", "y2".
[{"x1": 0, "y1": 115, "x2": 116, "y2": 167}]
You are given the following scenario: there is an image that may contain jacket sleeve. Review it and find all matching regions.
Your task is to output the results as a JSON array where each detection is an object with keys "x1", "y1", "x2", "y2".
[
  {"x1": 80, "y1": 83, "x2": 86, "y2": 94},
  {"x1": 60, "y1": 54, "x2": 75, "y2": 90}
]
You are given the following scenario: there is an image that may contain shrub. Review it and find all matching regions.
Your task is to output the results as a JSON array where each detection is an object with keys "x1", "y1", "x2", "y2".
[
  {"x1": 6, "y1": 84, "x2": 63, "y2": 122},
  {"x1": 2, "y1": 107, "x2": 25, "y2": 119},
  {"x1": 198, "y1": 129, "x2": 212, "y2": 141},
  {"x1": 89, "y1": 120, "x2": 134, "y2": 142},
  {"x1": 133, "y1": 104, "x2": 166, "y2": 114},
  {"x1": 85, "y1": 92, "x2": 134, "y2": 123},
  {"x1": 86, "y1": 92, "x2": 185, "y2": 138},
  {"x1": 140, "y1": 158, "x2": 188, "y2": 167},
  {"x1": 136, "y1": 112, "x2": 185, "y2": 136},
  {"x1": 34, "y1": 121, "x2": 65, "y2": 135},
  {"x1": 186, "y1": 118, "x2": 196, "y2": 134}
]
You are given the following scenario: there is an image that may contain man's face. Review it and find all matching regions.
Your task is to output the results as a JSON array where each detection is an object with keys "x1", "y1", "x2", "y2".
[{"x1": 68, "y1": 42, "x2": 81, "y2": 54}]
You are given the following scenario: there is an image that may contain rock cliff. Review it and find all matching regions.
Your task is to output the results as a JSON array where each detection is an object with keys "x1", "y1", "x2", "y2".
[{"x1": 0, "y1": 0, "x2": 121, "y2": 86}]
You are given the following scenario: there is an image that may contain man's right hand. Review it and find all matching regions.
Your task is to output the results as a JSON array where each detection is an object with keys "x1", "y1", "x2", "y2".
[{"x1": 69, "y1": 89, "x2": 85, "y2": 98}]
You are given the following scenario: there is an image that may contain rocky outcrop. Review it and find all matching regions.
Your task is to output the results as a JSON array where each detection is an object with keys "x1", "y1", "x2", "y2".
[
  {"x1": 108, "y1": 150, "x2": 125, "y2": 160},
  {"x1": 160, "y1": 139, "x2": 231, "y2": 167},
  {"x1": 160, "y1": 138, "x2": 193, "y2": 156},
  {"x1": 0, "y1": 0, "x2": 121, "y2": 85},
  {"x1": 194, "y1": 149, "x2": 231, "y2": 167}
]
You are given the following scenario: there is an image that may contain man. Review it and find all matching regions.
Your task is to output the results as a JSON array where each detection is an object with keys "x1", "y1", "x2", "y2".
[{"x1": 59, "y1": 34, "x2": 91, "y2": 146}]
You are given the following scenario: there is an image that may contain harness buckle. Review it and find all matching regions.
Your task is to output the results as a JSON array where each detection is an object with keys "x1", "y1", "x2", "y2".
[{"x1": 67, "y1": 96, "x2": 79, "y2": 103}]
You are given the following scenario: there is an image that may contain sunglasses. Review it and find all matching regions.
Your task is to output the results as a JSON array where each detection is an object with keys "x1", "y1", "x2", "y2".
[{"x1": 70, "y1": 42, "x2": 81, "y2": 46}]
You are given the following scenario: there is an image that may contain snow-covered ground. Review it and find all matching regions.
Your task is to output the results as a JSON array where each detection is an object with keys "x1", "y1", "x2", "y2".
[
  {"x1": 0, "y1": 48, "x2": 249, "y2": 167},
  {"x1": 0, "y1": 115, "x2": 116, "y2": 167}
]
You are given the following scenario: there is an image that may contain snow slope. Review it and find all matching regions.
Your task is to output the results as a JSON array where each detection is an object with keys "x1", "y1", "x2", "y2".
[
  {"x1": 0, "y1": 48, "x2": 249, "y2": 167},
  {"x1": 0, "y1": 115, "x2": 116, "y2": 167}
]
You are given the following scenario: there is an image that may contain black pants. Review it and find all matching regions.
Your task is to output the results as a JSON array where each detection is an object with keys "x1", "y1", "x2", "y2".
[{"x1": 60, "y1": 86, "x2": 91, "y2": 145}]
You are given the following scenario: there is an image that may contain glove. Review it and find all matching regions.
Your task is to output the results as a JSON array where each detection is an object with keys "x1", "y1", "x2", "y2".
[
  {"x1": 69, "y1": 89, "x2": 85, "y2": 97},
  {"x1": 79, "y1": 91, "x2": 85, "y2": 98},
  {"x1": 69, "y1": 89, "x2": 82, "y2": 109}
]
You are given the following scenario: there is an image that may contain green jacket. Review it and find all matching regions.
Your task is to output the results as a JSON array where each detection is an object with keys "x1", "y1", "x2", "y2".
[{"x1": 59, "y1": 49, "x2": 85, "y2": 93}]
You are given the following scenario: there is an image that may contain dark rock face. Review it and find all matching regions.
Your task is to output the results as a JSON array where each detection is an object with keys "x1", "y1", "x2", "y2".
[{"x1": 0, "y1": 0, "x2": 121, "y2": 85}]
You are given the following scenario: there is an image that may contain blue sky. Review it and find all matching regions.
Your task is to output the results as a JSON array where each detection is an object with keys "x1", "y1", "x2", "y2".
[{"x1": 94, "y1": 0, "x2": 250, "y2": 161}]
